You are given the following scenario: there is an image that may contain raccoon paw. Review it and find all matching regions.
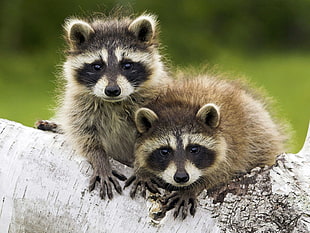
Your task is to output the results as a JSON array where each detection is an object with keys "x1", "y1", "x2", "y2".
[
  {"x1": 35, "y1": 120, "x2": 62, "y2": 133},
  {"x1": 163, "y1": 191, "x2": 198, "y2": 219},
  {"x1": 124, "y1": 174, "x2": 161, "y2": 199},
  {"x1": 89, "y1": 168, "x2": 127, "y2": 200}
]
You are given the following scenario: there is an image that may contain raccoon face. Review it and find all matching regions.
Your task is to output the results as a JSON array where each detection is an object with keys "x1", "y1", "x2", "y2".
[
  {"x1": 63, "y1": 15, "x2": 158, "y2": 102},
  {"x1": 135, "y1": 104, "x2": 226, "y2": 188}
]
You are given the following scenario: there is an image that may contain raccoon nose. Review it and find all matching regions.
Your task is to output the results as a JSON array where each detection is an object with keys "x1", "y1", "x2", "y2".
[
  {"x1": 174, "y1": 171, "x2": 189, "y2": 183},
  {"x1": 105, "y1": 86, "x2": 121, "y2": 97}
]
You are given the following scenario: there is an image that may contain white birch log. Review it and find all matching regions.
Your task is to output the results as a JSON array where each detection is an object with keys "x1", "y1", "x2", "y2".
[{"x1": 0, "y1": 118, "x2": 309, "y2": 233}]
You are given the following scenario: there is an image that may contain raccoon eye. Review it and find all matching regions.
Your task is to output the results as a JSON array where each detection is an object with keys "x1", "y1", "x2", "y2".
[
  {"x1": 188, "y1": 145, "x2": 201, "y2": 154},
  {"x1": 159, "y1": 148, "x2": 171, "y2": 156},
  {"x1": 121, "y1": 62, "x2": 134, "y2": 70},
  {"x1": 92, "y1": 63, "x2": 104, "y2": 71}
]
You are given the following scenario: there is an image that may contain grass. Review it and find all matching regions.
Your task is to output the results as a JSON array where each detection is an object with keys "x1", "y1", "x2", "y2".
[{"x1": 0, "y1": 50, "x2": 308, "y2": 153}]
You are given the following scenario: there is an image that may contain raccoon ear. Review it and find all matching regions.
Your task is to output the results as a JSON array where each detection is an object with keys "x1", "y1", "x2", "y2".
[
  {"x1": 135, "y1": 107, "x2": 158, "y2": 133},
  {"x1": 65, "y1": 19, "x2": 95, "y2": 48},
  {"x1": 128, "y1": 15, "x2": 157, "y2": 43},
  {"x1": 196, "y1": 104, "x2": 220, "y2": 128}
]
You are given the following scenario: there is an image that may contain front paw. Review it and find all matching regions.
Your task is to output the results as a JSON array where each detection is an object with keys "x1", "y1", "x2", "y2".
[
  {"x1": 35, "y1": 120, "x2": 62, "y2": 133},
  {"x1": 163, "y1": 191, "x2": 198, "y2": 219},
  {"x1": 124, "y1": 174, "x2": 161, "y2": 199},
  {"x1": 89, "y1": 168, "x2": 127, "y2": 199}
]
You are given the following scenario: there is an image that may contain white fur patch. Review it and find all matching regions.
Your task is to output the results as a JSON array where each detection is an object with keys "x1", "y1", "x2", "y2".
[
  {"x1": 71, "y1": 50, "x2": 108, "y2": 69},
  {"x1": 64, "y1": 50, "x2": 109, "y2": 83},
  {"x1": 182, "y1": 133, "x2": 228, "y2": 166},
  {"x1": 138, "y1": 134, "x2": 177, "y2": 154},
  {"x1": 181, "y1": 133, "x2": 216, "y2": 150},
  {"x1": 92, "y1": 75, "x2": 134, "y2": 102},
  {"x1": 92, "y1": 77, "x2": 109, "y2": 97},
  {"x1": 159, "y1": 161, "x2": 202, "y2": 187},
  {"x1": 214, "y1": 136, "x2": 227, "y2": 164},
  {"x1": 159, "y1": 162, "x2": 177, "y2": 185},
  {"x1": 135, "y1": 134, "x2": 177, "y2": 169},
  {"x1": 184, "y1": 161, "x2": 203, "y2": 185},
  {"x1": 114, "y1": 47, "x2": 152, "y2": 64},
  {"x1": 116, "y1": 75, "x2": 135, "y2": 98},
  {"x1": 168, "y1": 135, "x2": 177, "y2": 151}
]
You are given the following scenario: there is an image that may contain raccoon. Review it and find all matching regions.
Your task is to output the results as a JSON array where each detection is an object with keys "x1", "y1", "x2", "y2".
[
  {"x1": 125, "y1": 75, "x2": 287, "y2": 219},
  {"x1": 37, "y1": 13, "x2": 170, "y2": 199}
]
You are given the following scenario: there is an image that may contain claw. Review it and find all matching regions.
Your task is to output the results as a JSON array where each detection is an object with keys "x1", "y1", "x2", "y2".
[
  {"x1": 189, "y1": 198, "x2": 197, "y2": 216},
  {"x1": 99, "y1": 180, "x2": 107, "y2": 199},
  {"x1": 124, "y1": 175, "x2": 136, "y2": 188},
  {"x1": 162, "y1": 191, "x2": 198, "y2": 219},
  {"x1": 89, "y1": 175, "x2": 99, "y2": 192},
  {"x1": 182, "y1": 200, "x2": 189, "y2": 220},
  {"x1": 89, "y1": 167, "x2": 126, "y2": 199},
  {"x1": 125, "y1": 173, "x2": 162, "y2": 199},
  {"x1": 173, "y1": 207, "x2": 179, "y2": 219},
  {"x1": 109, "y1": 176, "x2": 122, "y2": 194},
  {"x1": 137, "y1": 183, "x2": 146, "y2": 198},
  {"x1": 106, "y1": 180, "x2": 113, "y2": 199},
  {"x1": 112, "y1": 170, "x2": 127, "y2": 181},
  {"x1": 146, "y1": 180, "x2": 160, "y2": 194},
  {"x1": 173, "y1": 199, "x2": 184, "y2": 219},
  {"x1": 165, "y1": 194, "x2": 179, "y2": 211},
  {"x1": 35, "y1": 120, "x2": 60, "y2": 133},
  {"x1": 129, "y1": 180, "x2": 140, "y2": 198}
]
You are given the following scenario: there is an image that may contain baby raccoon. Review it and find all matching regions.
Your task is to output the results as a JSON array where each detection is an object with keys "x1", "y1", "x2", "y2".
[
  {"x1": 125, "y1": 75, "x2": 286, "y2": 219},
  {"x1": 37, "y1": 13, "x2": 170, "y2": 199}
]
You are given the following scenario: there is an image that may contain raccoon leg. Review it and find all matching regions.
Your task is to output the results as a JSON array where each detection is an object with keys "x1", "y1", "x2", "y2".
[
  {"x1": 124, "y1": 171, "x2": 162, "y2": 198},
  {"x1": 35, "y1": 120, "x2": 63, "y2": 133},
  {"x1": 88, "y1": 154, "x2": 127, "y2": 199},
  {"x1": 162, "y1": 190, "x2": 199, "y2": 219}
]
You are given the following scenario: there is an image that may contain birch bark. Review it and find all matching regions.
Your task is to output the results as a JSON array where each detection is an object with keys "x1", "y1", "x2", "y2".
[{"x1": 0, "y1": 119, "x2": 309, "y2": 233}]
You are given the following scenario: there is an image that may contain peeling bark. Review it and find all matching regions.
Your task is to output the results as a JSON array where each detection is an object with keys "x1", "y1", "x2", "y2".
[{"x1": 0, "y1": 119, "x2": 309, "y2": 233}]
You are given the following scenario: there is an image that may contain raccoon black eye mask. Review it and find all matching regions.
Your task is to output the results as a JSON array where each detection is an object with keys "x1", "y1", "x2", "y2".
[
  {"x1": 36, "y1": 13, "x2": 171, "y2": 199},
  {"x1": 125, "y1": 76, "x2": 286, "y2": 219}
]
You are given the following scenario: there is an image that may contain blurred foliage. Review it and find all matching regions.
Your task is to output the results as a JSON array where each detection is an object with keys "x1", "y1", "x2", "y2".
[
  {"x1": 0, "y1": 0, "x2": 309, "y2": 152},
  {"x1": 1, "y1": 0, "x2": 310, "y2": 59}
]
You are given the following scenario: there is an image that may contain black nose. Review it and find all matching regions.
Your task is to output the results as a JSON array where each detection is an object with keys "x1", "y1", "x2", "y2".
[
  {"x1": 105, "y1": 86, "x2": 121, "y2": 97},
  {"x1": 174, "y1": 171, "x2": 189, "y2": 183}
]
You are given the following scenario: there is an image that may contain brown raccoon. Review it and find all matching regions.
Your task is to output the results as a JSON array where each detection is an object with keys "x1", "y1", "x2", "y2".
[
  {"x1": 37, "y1": 13, "x2": 170, "y2": 199},
  {"x1": 125, "y1": 75, "x2": 287, "y2": 218}
]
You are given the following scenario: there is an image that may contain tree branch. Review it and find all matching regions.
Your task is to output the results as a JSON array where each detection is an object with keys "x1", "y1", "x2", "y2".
[{"x1": 0, "y1": 119, "x2": 309, "y2": 232}]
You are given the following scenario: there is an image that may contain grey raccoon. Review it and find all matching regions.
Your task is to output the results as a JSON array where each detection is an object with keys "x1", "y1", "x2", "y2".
[
  {"x1": 126, "y1": 75, "x2": 287, "y2": 218},
  {"x1": 37, "y1": 13, "x2": 170, "y2": 199}
]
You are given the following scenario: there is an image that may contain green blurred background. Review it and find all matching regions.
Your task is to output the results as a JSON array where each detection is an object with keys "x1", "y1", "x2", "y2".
[{"x1": 0, "y1": 0, "x2": 309, "y2": 152}]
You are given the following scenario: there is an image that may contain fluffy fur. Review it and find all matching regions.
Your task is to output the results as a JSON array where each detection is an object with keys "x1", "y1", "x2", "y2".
[
  {"x1": 126, "y1": 74, "x2": 287, "y2": 218},
  {"x1": 37, "y1": 13, "x2": 170, "y2": 199}
]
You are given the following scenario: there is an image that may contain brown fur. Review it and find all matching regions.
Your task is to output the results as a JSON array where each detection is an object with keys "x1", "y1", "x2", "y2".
[{"x1": 127, "y1": 74, "x2": 288, "y2": 218}]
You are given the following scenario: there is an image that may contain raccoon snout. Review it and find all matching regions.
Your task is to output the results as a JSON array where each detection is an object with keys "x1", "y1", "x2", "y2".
[
  {"x1": 174, "y1": 171, "x2": 189, "y2": 183},
  {"x1": 105, "y1": 86, "x2": 121, "y2": 97}
]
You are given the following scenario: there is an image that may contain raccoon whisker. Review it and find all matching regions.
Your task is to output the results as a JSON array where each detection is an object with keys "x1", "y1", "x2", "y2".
[
  {"x1": 133, "y1": 75, "x2": 285, "y2": 218},
  {"x1": 47, "y1": 13, "x2": 170, "y2": 200}
]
